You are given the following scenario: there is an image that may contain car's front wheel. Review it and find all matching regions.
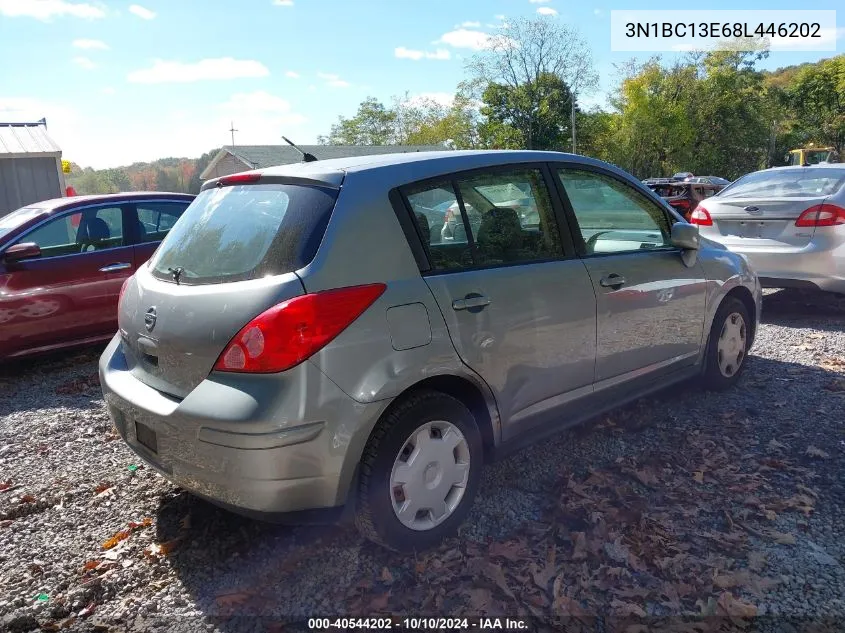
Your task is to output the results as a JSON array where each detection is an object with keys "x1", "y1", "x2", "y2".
[
  {"x1": 703, "y1": 296, "x2": 751, "y2": 390},
  {"x1": 354, "y1": 391, "x2": 483, "y2": 551}
]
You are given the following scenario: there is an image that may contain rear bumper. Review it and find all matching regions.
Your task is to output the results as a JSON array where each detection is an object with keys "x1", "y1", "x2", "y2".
[
  {"x1": 98, "y1": 334, "x2": 383, "y2": 515},
  {"x1": 717, "y1": 241, "x2": 845, "y2": 294}
]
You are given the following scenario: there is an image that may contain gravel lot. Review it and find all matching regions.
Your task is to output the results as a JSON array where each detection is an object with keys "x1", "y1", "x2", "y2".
[{"x1": 1, "y1": 288, "x2": 844, "y2": 632}]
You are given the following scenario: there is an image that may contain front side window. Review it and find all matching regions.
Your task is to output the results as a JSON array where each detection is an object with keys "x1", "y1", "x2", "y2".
[
  {"x1": 14, "y1": 206, "x2": 125, "y2": 258},
  {"x1": 404, "y1": 168, "x2": 563, "y2": 271},
  {"x1": 557, "y1": 169, "x2": 671, "y2": 255}
]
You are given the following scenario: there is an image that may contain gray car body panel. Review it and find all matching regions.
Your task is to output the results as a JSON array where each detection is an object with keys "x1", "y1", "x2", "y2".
[{"x1": 100, "y1": 150, "x2": 761, "y2": 515}]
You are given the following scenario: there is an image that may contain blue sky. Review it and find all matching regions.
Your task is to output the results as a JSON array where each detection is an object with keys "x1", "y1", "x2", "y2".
[{"x1": 0, "y1": 0, "x2": 841, "y2": 168}]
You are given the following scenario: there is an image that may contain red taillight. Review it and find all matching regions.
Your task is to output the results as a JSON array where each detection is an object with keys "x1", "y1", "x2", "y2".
[
  {"x1": 690, "y1": 205, "x2": 713, "y2": 226},
  {"x1": 219, "y1": 172, "x2": 261, "y2": 186},
  {"x1": 214, "y1": 283, "x2": 386, "y2": 373},
  {"x1": 795, "y1": 204, "x2": 845, "y2": 227}
]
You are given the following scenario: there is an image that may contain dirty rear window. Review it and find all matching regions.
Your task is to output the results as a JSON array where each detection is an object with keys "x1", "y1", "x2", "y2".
[
  {"x1": 720, "y1": 169, "x2": 845, "y2": 199},
  {"x1": 149, "y1": 183, "x2": 337, "y2": 285}
]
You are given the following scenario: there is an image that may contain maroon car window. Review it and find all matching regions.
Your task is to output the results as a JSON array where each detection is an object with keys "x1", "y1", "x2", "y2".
[
  {"x1": 135, "y1": 201, "x2": 189, "y2": 244},
  {"x1": 14, "y1": 206, "x2": 126, "y2": 258}
]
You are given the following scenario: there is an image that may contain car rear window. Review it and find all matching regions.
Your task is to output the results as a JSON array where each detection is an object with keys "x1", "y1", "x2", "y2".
[
  {"x1": 149, "y1": 183, "x2": 337, "y2": 285},
  {"x1": 720, "y1": 169, "x2": 845, "y2": 199}
]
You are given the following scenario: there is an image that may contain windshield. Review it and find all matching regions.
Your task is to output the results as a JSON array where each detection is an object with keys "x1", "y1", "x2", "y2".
[
  {"x1": 150, "y1": 183, "x2": 338, "y2": 285},
  {"x1": 719, "y1": 169, "x2": 845, "y2": 199},
  {"x1": 0, "y1": 207, "x2": 47, "y2": 240}
]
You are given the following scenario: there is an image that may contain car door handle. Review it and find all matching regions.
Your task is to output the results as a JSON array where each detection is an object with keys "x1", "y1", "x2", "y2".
[
  {"x1": 99, "y1": 262, "x2": 132, "y2": 273},
  {"x1": 452, "y1": 295, "x2": 491, "y2": 311},
  {"x1": 599, "y1": 274, "x2": 626, "y2": 289}
]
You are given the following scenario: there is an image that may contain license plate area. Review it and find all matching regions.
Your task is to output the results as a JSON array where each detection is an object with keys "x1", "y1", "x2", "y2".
[{"x1": 135, "y1": 420, "x2": 158, "y2": 453}]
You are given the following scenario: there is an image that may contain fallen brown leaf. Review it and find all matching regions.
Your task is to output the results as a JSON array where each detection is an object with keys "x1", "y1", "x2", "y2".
[
  {"x1": 488, "y1": 540, "x2": 528, "y2": 562},
  {"x1": 215, "y1": 591, "x2": 252, "y2": 610},
  {"x1": 610, "y1": 598, "x2": 647, "y2": 618},
  {"x1": 19, "y1": 494, "x2": 36, "y2": 504},
  {"x1": 368, "y1": 593, "x2": 390, "y2": 612},
  {"x1": 693, "y1": 471, "x2": 705, "y2": 483},
  {"x1": 716, "y1": 591, "x2": 757, "y2": 618},
  {"x1": 571, "y1": 531, "x2": 588, "y2": 561},
  {"x1": 805, "y1": 446, "x2": 830, "y2": 459},
  {"x1": 82, "y1": 560, "x2": 100, "y2": 571},
  {"x1": 94, "y1": 483, "x2": 112, "y2": 495},
  {"x1": 770, "y1": 531, "x2": 796, "y2": 545},
  {"x1": 0, "y1": 481, "x2": 12, "y2": 492},
  {"x1": 77, "y1": 602, "x2": 96, "y2": 618},
  {"x1": 102, "y1": 529, "x2": 131, "y2": 550},
  {"x1": 380, "y1": 567, "x2": 394, "y2": 584}
]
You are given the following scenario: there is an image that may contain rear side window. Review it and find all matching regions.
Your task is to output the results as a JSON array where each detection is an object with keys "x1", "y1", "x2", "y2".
[
  {"x1": 135, "y1": 201, "x2": 189, "y2": 243},
  {"x1": 403, "y1": 167, "x2": 563, "y2": 271},
  {"x1": 149, "y1": 184, "x2": 337, "y2": 285}
]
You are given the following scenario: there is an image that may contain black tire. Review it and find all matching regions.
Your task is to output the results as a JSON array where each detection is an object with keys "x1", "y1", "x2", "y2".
[
  {"x1": 702, "y1": 296, "x2": 751, "y2": 390},
  {"x1": 354, "y1": 390, "x2": 484, "y2": 552}
]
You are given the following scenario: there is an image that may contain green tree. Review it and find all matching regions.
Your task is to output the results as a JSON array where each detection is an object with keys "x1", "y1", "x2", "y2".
[
  {"x1": 478, "y1": 72, "x2": 575, "y2": 150},
  {"x1": 787, "y1": 56, "x2": 845, "y2": 154},
  {"x1": 466, "y1": 16, "x2": 596, "y2": 152},
  {"x1": 319, "y1": 97, "x2": 398, "y2": 145}
]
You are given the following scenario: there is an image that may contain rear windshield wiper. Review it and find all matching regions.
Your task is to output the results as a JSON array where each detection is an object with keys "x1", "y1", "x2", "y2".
[{"x1": 167, "y1": 266, "x2": 185, "y2": 284}]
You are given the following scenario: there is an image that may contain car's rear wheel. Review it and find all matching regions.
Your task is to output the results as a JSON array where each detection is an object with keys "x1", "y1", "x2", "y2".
[
  {"x1": 354, "y1": 391, "x2": 483, "y2": 551},
  {"x1": 703, "y1": 296, "x2": 750, "y2": 390}
]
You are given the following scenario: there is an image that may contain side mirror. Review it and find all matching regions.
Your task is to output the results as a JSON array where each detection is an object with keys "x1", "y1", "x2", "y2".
[
  {"x1": 671, "y1": 222, "x2": 699, "y2": 251},
  {"x1": 3, "y1": 242, "x2": 42, "y2": 263}
]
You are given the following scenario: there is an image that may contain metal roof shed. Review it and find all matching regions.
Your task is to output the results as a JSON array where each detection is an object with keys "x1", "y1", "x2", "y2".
[{"x1": 0, "y1": 119, "x2": 66, "y2": 217}]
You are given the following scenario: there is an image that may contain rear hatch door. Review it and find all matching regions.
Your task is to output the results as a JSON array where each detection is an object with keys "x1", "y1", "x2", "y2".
[
  {"x1": 705, "y1": 196, "x2": 826, "y2": 247},
  {"x1": 703, "y1": 167, "x2": 845, "y2": 248},
  {"x1": 118, "y1": 179, "x2": 340, "y2": 398}
]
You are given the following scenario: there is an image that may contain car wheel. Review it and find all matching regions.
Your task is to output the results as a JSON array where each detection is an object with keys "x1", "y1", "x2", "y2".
[
  {"x1": 703, "y1": 297, "x2": 750, "y2": 390},
  {"x1": 354, "y1": 390, "x2": 483, "y2": 552}
]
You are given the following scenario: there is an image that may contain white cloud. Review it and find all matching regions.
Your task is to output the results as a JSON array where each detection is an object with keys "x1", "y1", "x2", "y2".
[
  {"x1": 529, "y1": 0, "x2": 550, "y2": 3},
  {"x1": 285, "y1": 70, "x2": 300, "y2": 78},
  {"x1": 128, "y1": 4, "x2": 155, "y2": 19},
  {"x1": 593, "y1": 8, "x2": 604, "y2": 17},
  {"x1": 435, "y1": 28, "x2": 494, "y2": 50},
  {"x1": 0, "y1": 93, "x2": 311, "y2": 169},
  {"x1": 127, "y1": 58, "x2": 270, "y2": 83},
  {"x1": 72, "y1": 38, "x2": 108, "y2": 49},
  {"x1": 394, "y1": 46, "x2": 451, "y2": 61},
  {"x1": 101, "y1": 87, "x2": 116, "y2": 95},
  {"x1": 460, "y1": 20, "x2": 480, "y2": 27},
  {"x1": 317, "y1": 72, "x2": 350, "y2": 88},
  {"x1": 0, "y1": 0, "x2": 105, "y2": 20},
  {"x1": 537, "y1": 7, "x2": 557, "y2": 15},
  {"x1": 72, "y1": 56, "x2": 96, "y2": 69},
  {"x1": 272, "y1": 0, "x2": 293, "y2": 5}
]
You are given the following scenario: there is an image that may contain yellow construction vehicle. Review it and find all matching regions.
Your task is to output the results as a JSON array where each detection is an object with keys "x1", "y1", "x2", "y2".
[{"x1": 785, "y1": 145, "x2": 839, "y2": 166}]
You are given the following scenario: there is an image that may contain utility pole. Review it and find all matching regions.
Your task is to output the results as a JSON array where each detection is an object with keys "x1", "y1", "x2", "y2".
[{"x1": 229, "y1": 121, "x2": 238, "y2": 149}]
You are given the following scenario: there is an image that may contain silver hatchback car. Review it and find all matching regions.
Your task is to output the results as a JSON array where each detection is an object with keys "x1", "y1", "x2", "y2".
[{"x1": 100, "y1": 151, "x2": 761, "y2": 551}]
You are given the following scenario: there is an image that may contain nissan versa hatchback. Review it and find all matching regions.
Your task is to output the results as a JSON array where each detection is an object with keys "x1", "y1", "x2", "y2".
[{"x1": 100, "y1": 151, "x2": 761, "y2": 551}]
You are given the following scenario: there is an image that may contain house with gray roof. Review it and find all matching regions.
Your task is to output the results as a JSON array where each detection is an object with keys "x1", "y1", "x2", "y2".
[
  {"x1": 0, "y1": 119, "x2": 66, "y2": 217},
  {"x1": 199, "y1": 144, "x2": 448, "y2": 181}
]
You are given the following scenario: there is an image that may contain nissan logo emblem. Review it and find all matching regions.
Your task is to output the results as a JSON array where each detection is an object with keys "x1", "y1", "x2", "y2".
[{"x1": 144, "y1": 306, "x2": 157, "y2": 332}]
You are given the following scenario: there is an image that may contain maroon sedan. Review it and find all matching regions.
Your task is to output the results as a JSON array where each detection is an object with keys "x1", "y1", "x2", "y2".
[{"x1": 0, "y1": 192, "x2": 194, "y2": 361}]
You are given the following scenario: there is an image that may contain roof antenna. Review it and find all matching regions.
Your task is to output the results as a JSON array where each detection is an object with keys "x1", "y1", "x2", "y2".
[{"x1": 281, "y1": 136, "x2": 318, "y2": 162}]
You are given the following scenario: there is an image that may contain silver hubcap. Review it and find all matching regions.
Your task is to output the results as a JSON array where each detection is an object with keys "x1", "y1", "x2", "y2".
[
  {"x1": 390, "y1": 421, "x2": 471, "y2": 531},
  {"x1": 717, "y1": 312, "x2": 747, "y2": 378}
]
